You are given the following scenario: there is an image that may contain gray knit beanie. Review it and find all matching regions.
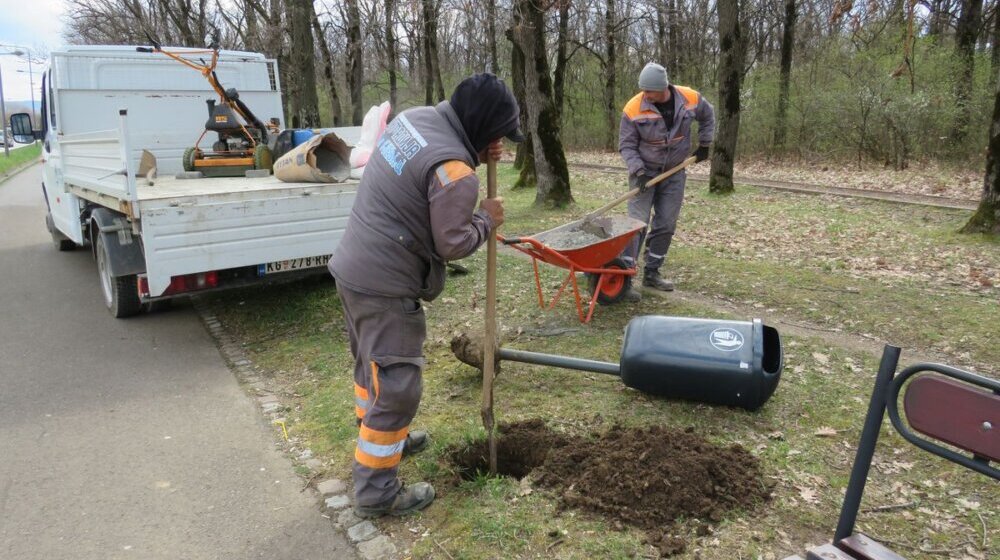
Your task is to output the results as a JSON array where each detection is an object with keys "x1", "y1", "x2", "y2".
[{"x1": 638, "y1": 62, "x2": 669, "y2": 91}]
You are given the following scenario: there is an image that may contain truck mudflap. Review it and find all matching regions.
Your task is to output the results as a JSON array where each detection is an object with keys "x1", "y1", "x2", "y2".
[{"x1": 90, "y1": 207, "x2": 146, "y2": 277}]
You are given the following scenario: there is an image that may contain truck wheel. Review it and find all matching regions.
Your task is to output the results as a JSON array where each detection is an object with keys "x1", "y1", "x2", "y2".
[
  {"x1": 182, "y1": 147, "x2": 199, "y2": 172},
  {"x1": 46, "y1": 212, "x2": 76, "y2": 251},
  {"x1": 95, "y1": 233, "x2": 142, "y2": 318},
  {"x1": 587, "y1": 258, "x2": 632, "y2": 305},
  {"x1": 253, "y1": 145, "x2": 273, "y2": 171}
]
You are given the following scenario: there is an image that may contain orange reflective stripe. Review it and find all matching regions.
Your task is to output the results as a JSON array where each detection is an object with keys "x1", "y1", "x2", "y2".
[
  {"x1": 355, "y1": 447, "x2": 402, "y2": 469},
  {"x1": 354, "y1": 383, "x2": 369, "y2": 400},
  {"x1": 370, "y1": 361, "x2": 379, "y2": 398},
  {"x1": 359, "y1": 424, "x2": 409, "y2": 446},
  {"x1": 436, "y1": 160, "x2": 474, "y2": 186},
  {"x1": 355, "y1": 405, "x2": 366, "y2": 419},
  {"x1": 674, "y1": 85, "x2": 700, "y2": 109}
]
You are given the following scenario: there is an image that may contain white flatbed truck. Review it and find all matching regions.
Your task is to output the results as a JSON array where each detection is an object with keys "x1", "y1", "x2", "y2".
[{"x1": 9, "y1": 45, "x2": 359, "y2": 317}]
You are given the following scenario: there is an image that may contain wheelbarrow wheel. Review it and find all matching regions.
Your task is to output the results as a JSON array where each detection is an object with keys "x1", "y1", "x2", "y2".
[{"x1": 587, "y1": 258, "x2": 632, "y2": 305}]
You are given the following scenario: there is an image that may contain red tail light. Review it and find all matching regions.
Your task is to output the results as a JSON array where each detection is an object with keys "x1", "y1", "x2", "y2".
[{"x1": 159, "y1": 271, "x2": 221, "y2": 296}]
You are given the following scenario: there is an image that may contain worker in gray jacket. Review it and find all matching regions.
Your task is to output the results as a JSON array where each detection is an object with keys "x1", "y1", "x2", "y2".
[
  {"x1": 328, "y1": 73, "x2": 522, "y2": 518},
  {"x1": 619, "y1": 62, "x2": 715, "y2": 299}
]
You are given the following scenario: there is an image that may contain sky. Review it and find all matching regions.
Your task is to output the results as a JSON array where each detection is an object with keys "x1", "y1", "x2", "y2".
[{"x1": 0, "y1": 0, "x2": 65, "y2": 103}]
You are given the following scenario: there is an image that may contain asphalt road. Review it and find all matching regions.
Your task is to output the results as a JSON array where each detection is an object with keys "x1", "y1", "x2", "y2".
[{"x1": 0, "y1": 166, "x2": 355, "y2": 559}]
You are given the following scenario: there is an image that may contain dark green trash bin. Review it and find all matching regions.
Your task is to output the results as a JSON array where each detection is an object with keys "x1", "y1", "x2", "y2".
[{"x1": 619, "y1": 315, "x2": 783, "y2": 410}]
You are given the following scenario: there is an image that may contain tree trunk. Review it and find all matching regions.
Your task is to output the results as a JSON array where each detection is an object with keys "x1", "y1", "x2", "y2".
[
  {"x1": 311, "y1": 4, "x2": 342, "y2": 126},
  {"x1": 603, "y1": 0, "x2": 617, "y2": 151},
  {"x1": 346, "y1": 0, "x2": 364, "y2": 125},
  {"x1": 245, "y1": 0, "x2": 259, "y2": 52},
  {"x1": 709, "y1": 0, "x2": 745, "y2": 195},
  {"x1": 668, "y1": 0, "x2": 679, "y2": 79},
  {"x1": 553, "y1": 0, "x2": 570, "y2": 119},
  {"x1": 285, "y1": 0, "x2": 320, "y2": 128},
  {"x1": 961, "y1": 79, "x2": 1000, "y2": 233},
  {"x1": 774, "y1": 0, "x2": 796, "y2": 151},
  {"x1": 422, "y1": 0, "x2": 445, "y2": 104},
  {"x1": 385, "y1": 0, "x2": 398, "y2": 112},
  {"x1": 487, "y1": 0, "x2": 500, "y2": 72},
  {"x1": 657, "y1": 2, "x2": 666, "y2": 67},
  {"x1": 512, "y1": 0, "x2": 572, "y2": 207},
  {"x1": 508, "y1": 18, "x2": 535, "y2": 189},
  {"x1": 991, "y1": 1, "x2": 1000, "y2": 87},
  {"x1": 422, "y1": 0, "x2": 434, "y2": 104},
  {"x1": 953, "y1": 0, "x2": 984, "y2": 141}
]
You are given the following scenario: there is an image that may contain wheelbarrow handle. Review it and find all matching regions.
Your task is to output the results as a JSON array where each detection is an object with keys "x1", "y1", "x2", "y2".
[
  {"x1": 584, "y1": 156, "x2": 697, "y2": 222},
  {"x1": 500, "y1": 237, "x2": 525, "y2": 245}
]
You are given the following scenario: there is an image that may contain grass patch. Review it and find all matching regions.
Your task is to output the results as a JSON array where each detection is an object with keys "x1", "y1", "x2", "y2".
[
  {"x1": 206, "y1": 163, "x2": 998, "y2": 559},
  {"x1": 0, "y1": 144, "x2": 41, "y2": 180}
]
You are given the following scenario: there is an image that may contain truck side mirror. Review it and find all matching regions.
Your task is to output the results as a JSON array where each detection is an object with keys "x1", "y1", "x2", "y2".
[{"x1": 9, "y1": 113, "x2": 42, "y2": 143}]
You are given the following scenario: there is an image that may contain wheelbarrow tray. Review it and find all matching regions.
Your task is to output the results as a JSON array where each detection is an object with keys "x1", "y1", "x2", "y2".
[{"x1": 528, "y1": 215, "x2": 647, "y2": 269}]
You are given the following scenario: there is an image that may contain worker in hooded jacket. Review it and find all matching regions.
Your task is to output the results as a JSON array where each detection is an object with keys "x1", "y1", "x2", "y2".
[
  {"x1": 328, "y1": 73, "x2": 523, "y2": 518},
  {"x1": 619, "y1": 62, "x2": 715, "y2": 300}
]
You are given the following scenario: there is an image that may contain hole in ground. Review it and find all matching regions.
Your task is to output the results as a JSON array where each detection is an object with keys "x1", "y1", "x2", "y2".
[{"x1": 449, "y1": 418, "x2": 568, "y2": 480}]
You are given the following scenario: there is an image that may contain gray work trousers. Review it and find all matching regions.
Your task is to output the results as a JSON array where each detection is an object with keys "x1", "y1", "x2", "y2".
[
  {"x1": 623, "y1": 171, "x2": 686, "y2": 274},
  {"x1": 337, "y1": 284, "x2": 426, "y2": 506}
]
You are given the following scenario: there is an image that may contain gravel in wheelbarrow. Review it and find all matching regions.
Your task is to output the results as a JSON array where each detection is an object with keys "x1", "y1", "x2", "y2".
[{"x1": 533, "y1": 215, "x2": 645, "y2": 251}]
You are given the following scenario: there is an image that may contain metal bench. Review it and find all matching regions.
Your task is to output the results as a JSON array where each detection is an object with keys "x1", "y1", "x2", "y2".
[{"x1": 783, "y1": 345, "x2": 998, "y2": 560}]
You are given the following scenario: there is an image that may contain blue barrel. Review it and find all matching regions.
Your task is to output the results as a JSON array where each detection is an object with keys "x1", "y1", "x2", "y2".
[
  {"x1": 619, "y1": 315, "x2": 783, "y2": 410},
  {"x1": 291, "y1": 129, "x2": 317, "y2": 147}
]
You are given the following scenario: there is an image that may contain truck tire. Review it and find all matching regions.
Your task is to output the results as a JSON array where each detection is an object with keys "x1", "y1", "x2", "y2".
[
  {"x1": 182, "y1": 147, "x2": 199, "y2": 172},
  {"x1": 45, "y1": 212, "x2": 76, "y2": 251},
  {"x1": 96, "y1": 232, "x2": 142, "y2": 318},
  {"x1": 253, "y1": 144, "x2": 273, "y2": 171}
]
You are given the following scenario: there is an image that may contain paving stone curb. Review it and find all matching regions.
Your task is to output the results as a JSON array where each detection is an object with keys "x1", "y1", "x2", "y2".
[{"x1": 192, "y1": 298, "x2": 400, "y2": 560}]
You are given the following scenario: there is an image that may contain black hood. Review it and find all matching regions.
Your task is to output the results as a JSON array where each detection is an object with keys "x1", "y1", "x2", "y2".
[{"x1": 449, "y1": 73, "x2": 525, "y2": 154}]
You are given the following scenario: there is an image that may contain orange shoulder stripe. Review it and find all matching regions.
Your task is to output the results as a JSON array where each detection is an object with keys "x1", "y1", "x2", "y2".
[
  {"x1": 674, "y1": 86, "x2": 700, "y2": 109},
  {"x1": 623, "y1": 92, "x2": 661, "y2": 121},
  {"x1": 435, "y1": 160, "x2": 475, "y2": 186}
]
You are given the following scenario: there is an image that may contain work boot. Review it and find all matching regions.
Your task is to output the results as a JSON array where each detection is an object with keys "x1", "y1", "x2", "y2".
[
  {"x1": 622, "y1": 287, "x2": 642, "y2": 303},
  {"x1": 354, "y1": 482, "x2": 436, "y2": 519},
  {"x1": 643, "y1": 271, "x2": 675, "y2": 292},
  {"x1": 402, "y1": 430, "x2": 429, "y2": 458}
]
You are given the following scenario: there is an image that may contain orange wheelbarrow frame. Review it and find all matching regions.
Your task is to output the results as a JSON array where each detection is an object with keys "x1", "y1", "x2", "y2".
[{"x1": 498, "y1": 219, "x2": 644, "y2": 323}]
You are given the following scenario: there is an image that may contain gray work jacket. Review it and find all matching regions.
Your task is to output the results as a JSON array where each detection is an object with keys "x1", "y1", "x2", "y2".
[
  {"x1": 329, "y1": 102, "x2": 493, "y2": 301},
  {"x1": 619, "y1": 85, "x2": 715, "y2": 177}
]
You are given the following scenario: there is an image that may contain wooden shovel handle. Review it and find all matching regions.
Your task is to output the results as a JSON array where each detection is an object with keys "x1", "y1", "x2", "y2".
[
  {"x1": 481, "y1": 158, "x2": 499, "y2": 474},
  {"x1": 584, "y1": 156, "x2": 697, "y2": 221}
]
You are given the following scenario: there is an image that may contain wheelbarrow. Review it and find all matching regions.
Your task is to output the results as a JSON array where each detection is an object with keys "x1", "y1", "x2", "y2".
[{"x1": 499, "y1": 215, "x2": 647, "y2": 323}]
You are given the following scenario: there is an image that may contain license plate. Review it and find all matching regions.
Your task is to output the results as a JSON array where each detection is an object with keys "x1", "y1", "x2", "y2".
[{"x1": 258, "y1": 254, "x2": 331, "y2": 275}]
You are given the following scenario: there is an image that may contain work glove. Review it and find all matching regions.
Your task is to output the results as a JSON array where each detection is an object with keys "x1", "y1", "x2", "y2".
[
  {"x1": 693, "y1": 145, "x2": 710, "y2": 163},
  {"x1": 636, "y1": 172, "x2": 654, "y2": 194}
]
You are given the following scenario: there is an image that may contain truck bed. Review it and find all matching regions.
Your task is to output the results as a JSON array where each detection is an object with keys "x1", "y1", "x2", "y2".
[
  {"x1": 137, "y1": 173, "x2": 356, "y2": 201},
  {"x1": 135, "y1": 174, "x2": 359, "y2": 297}
]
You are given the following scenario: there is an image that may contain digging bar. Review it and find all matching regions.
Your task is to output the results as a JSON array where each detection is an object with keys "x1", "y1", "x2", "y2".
[{"x1": 481, "y1": 157, "x2": 499, "y2": 475}]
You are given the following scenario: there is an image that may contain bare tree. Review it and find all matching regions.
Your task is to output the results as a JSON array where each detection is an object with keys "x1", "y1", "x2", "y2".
[
  {"x1": 953, "y1": 0, "x2": 984, "y2": 140},
  {"x1": 774, "y1": 0, "x2": 796, "y2": 150},
  {"x1": 710, "y1": 0, "x2": 745, "y2": 194},
  {"x1": 422, "y1": 0, "x2": 446, "y2": 104},
  {"x1": 603, "y1": 0, "x2": 617, "y2": 150},
  {"x1": 487, "y1": 0, "x2": 501, "y2": 72},
  {"x1": 962, "y1": 79, "x2": 1000, "y2": 233},
  {"x1": 346, "y1": 0, "x2": 364, "y2": 125},
  {"x1": 512, "y1": 0, "x2": 573, "y2": 206},
  {"x1": 385, "y1": 0, "x2": 399, "y2": 111},
  {"x1": 312, "y1": 3, "x2": 343, "y2": 126},
  {"x1": 553, "y1": 0, "x2": 571, "y2": 118}
]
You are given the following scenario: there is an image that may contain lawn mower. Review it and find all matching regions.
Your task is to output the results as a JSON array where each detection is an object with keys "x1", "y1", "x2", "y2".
[{"x1": 137, "y1": 35, "x2": 277, "y2": 177}]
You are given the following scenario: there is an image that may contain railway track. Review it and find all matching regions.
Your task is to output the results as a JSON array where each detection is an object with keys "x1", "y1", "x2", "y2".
[{"x1": 567, "y1": 161, "x2": 979, "y2": 211}]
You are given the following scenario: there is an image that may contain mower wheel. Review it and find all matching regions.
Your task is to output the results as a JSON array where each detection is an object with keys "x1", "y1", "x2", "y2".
[
  {"x1": 253, "y1": 145, "x2": 273, "y2": 171},
  {"x1": 587, "y1": 258, "x2": 632, "y2": 305},
  {"x1": 182, "y1": 147, "x2": 200, "y2": 172}
]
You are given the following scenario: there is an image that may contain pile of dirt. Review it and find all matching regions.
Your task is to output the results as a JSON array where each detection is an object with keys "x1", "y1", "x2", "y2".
[{"x1": 450, "y1": 420, "x2": 772, "y2": 557}]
